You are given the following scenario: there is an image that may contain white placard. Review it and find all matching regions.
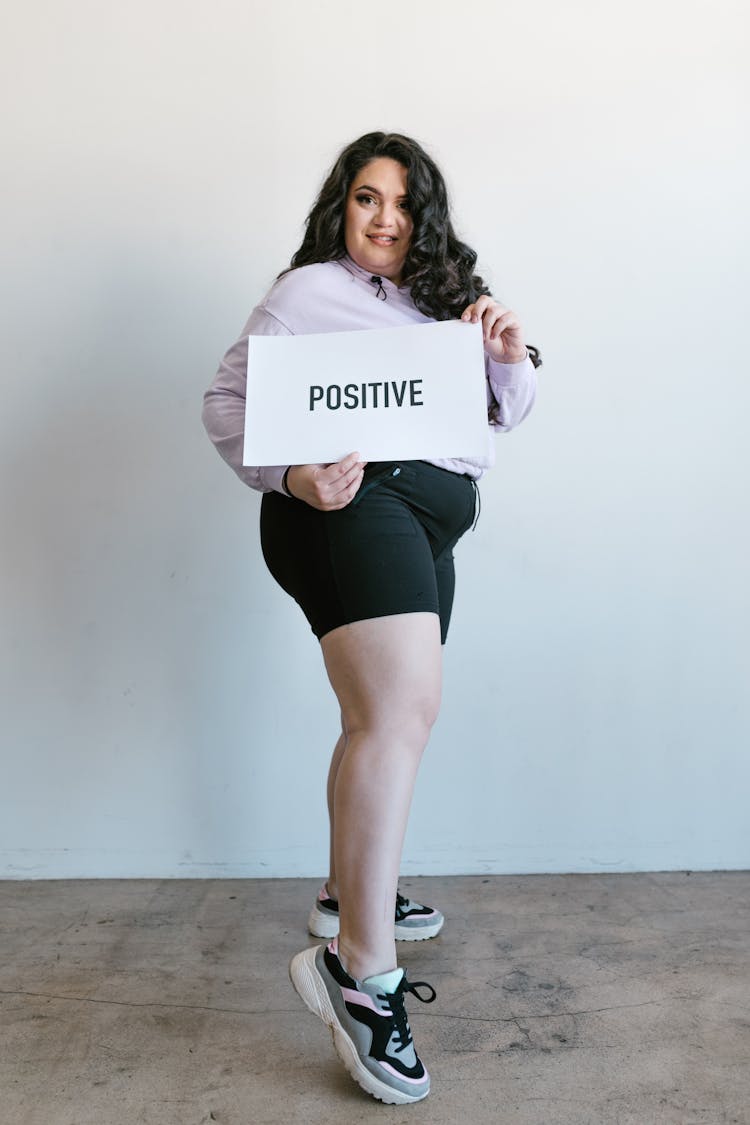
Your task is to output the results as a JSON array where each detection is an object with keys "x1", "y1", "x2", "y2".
[{"x1": 242, "y1": 320, "x2": 489, "y2": 465}]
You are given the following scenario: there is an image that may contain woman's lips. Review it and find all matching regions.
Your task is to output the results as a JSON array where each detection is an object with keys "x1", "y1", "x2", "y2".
[{"x1": 367, "y1": 235, "x2": 397, "y2": 245}]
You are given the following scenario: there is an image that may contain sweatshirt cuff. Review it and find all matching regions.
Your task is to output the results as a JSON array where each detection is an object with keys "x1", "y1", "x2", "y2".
[
  {"x1": 486, "y1": 351, "x2": 534, "y2": 387},
  {"x1": 258, "y1": 465, "x2": 291, "y2": 494}
]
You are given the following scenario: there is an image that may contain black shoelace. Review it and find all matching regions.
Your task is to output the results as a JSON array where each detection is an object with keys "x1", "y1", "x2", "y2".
[{"x1": 378, "y1": 974, "x2": 437, "y2": 1055}]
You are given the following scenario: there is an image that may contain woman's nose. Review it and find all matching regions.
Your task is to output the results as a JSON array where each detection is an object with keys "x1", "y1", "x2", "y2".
[{"x1": 374, "y1": 201, "x2": 398, "y2": 227}]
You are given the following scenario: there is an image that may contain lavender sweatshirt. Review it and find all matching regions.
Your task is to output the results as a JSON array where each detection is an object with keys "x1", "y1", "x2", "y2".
[{"x1": 202, "y1": 256, "x2": 537, "y2": 494}]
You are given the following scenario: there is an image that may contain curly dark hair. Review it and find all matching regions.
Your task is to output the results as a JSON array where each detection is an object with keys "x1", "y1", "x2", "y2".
[{"x1": 286, "y1": 131, "x2": 491, "y2": 322}]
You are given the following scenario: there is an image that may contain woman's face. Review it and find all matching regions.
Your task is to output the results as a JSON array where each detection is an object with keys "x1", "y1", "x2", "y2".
[{"x1": 344, "y1": 157, "x2": 413, "y2": 286}]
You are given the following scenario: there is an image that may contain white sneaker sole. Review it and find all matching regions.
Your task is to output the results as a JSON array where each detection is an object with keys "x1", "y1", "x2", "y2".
[
  {"x1": 395, "y1": 917, "x2": 444, "y2": 941},
  {"x1": 307, "y1": 905, "x2": 340, "y2": 939},
  {"x1": 308, "y1": 905, "x2": 444, "y2": 942},
  {"x1": 289, "y1": 945, "x2": 430, "y2": 1105}
]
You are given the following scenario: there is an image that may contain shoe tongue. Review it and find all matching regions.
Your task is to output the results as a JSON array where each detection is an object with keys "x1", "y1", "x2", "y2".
[{"x1": 363, "y1": 967, "x2": 404, "y2": 994}]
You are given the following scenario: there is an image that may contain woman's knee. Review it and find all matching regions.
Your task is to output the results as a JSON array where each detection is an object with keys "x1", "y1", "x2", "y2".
[{"x1": 342, "y1": 685, "x2": 440, "y2": 748}]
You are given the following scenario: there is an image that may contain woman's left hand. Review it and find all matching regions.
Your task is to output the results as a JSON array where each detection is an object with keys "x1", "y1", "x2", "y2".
[{"x1": 461, "y1": 297, "x2": 527, "y2": 364}]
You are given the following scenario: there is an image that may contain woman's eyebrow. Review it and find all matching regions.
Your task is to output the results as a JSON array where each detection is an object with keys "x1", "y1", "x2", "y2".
[{"x1": 353, "y1": 183, "x2": 408, "y2": 199}]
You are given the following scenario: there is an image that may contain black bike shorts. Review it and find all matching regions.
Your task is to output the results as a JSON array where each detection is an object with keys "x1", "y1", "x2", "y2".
[{"x1": 259, "y1": 460, "x2": 477, "y2": 644}]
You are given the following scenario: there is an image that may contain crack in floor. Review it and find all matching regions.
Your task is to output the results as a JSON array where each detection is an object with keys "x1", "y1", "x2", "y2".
[
  {"x1": 0, "y1": 988, "x2": 303, "y2": 1017},
  {"x1": 0, "y1": 989, "x2": 669, "y2": 1024},
  {"x1": 420, "y1": 999, "x2": 662, "y2": 1023}
]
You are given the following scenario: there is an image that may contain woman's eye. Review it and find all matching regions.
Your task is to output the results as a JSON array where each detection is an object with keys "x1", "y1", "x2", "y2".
[{"x1": 354, "y1": 193, "x2": 410, "y2": 212}]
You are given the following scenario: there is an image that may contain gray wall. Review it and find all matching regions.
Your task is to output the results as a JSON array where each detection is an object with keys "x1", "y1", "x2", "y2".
[{"x1": 2, "y1": 0, "x2": 748, "y2": 877}]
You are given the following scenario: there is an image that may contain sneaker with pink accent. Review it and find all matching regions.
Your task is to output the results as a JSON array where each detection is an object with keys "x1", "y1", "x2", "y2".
[
  {"x1": 289, "y1": 939, "x2": 436, "y2": 1104},
  {"x1": 308, "y1": 885, "x2": 444, "y2": 941}
]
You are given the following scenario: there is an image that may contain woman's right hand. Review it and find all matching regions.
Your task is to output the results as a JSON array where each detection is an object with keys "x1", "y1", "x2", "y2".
[{"x1": 286, "y1": 452, "x2": 367, "y2": 510}]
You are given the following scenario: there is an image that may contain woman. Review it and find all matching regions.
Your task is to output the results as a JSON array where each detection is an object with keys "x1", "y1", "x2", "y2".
[{"x1": 202, "y1": 131, "x2": 539, "y2": 1105}]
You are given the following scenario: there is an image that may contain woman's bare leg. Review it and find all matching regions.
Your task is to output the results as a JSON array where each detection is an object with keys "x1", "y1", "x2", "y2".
[
  {"x1": 320, "y1": 612, "x2": 442, "y2": 981},
  {"x1": 325, "y1": 730, "x2": 346, "y2": 899}
]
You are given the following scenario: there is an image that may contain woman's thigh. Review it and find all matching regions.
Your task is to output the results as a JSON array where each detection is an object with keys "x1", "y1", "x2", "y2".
[{"x1": 321, "y1": 613, "x2": 443, "y2": 737}]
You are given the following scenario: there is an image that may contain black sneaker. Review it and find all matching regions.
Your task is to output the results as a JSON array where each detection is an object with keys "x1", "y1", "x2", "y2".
[
  {"x1": 289, "y1": 938, "x2": 436, "y2": 1104},
  {"x1": 308, "y1": 885, "x2": 444, "y2": 941}
]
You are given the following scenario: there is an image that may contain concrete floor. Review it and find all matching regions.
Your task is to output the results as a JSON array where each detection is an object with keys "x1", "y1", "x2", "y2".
[{"x1": 1, "y1": 874, "x2": 748, "y2": 1125}]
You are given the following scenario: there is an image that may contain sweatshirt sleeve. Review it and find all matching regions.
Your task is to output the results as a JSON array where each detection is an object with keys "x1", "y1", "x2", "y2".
[
  {"x1": 202, "y1": 306, "x2": 292, "y2": 494},
  {"x1": 485, "y1": 352, "x2": 538, "y2": 432}
]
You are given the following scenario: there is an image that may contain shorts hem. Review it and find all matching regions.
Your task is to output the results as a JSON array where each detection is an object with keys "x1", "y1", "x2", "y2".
[{"x1": 316, "y1": 607, "x2": 441, "y2": 643}]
